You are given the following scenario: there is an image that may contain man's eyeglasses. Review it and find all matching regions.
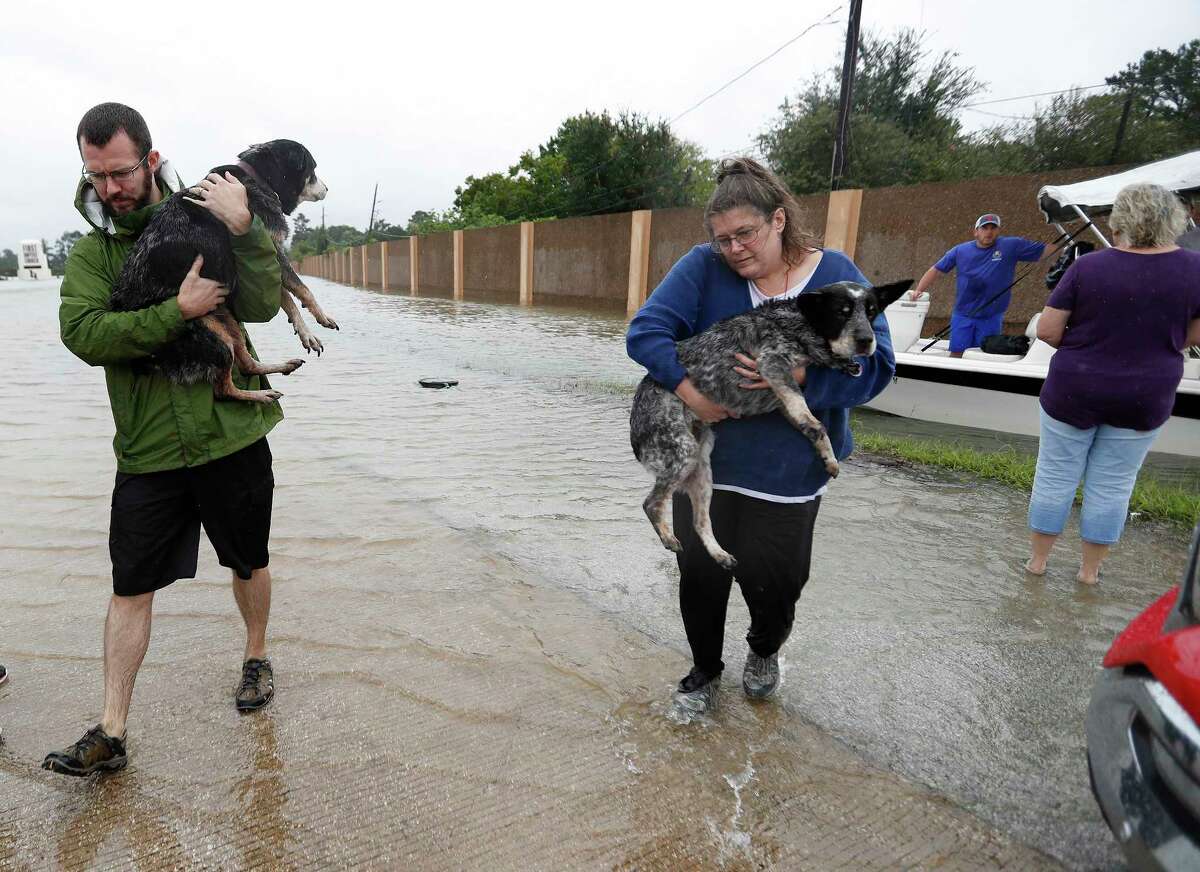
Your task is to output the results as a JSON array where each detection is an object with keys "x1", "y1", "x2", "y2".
[
  {"x1": 711, "y1": 221, "x2": 768, "y2": 254},
  {"x1": 82, "y1": 153, "x2": 149, "y2": 186}
]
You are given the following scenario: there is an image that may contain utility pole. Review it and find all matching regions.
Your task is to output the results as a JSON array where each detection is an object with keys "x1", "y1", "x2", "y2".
[
  {"x1": 830, "y1": 0, "x2": 863, "y2": 190},
  {"x1": 1109, "y1": 92, "x2": 1133, "y2": 165},
  {"x1": 366, "y1": 183, "x2": 379, "y2": 243}
]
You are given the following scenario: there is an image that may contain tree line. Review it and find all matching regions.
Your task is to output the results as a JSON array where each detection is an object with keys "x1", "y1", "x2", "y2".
[
  {"x1": 13, "y1": 31, "x2": 1194, "y2": 268},
  {"x1": 289, "y1": 33, "x2": 1195, "y2": 258}
]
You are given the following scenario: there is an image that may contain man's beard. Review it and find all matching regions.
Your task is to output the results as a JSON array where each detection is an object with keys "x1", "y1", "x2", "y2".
[{"x1": 102, "y1": 171, "x2": 154, "y2": 217}]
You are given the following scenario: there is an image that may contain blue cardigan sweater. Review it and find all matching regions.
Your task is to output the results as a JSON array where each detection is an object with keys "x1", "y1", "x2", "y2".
[{"x1": 626, "y1": 245, "x2": 896, "y2": 500}]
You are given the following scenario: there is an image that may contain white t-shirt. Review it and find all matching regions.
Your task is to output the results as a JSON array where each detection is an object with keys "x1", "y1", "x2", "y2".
[{"x1": 747, "y1": 251, "x2": 824, "y2": 307}]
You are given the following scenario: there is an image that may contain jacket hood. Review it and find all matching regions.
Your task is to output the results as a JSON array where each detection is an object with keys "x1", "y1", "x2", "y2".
[{"x1": 74, "y1": 160, "x2": 185, "y2": 238}]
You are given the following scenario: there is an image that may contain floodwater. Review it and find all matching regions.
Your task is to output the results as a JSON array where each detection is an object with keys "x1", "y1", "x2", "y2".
[{"x1": 0, "y1": 277, "x2": 1193, "y2": 870}]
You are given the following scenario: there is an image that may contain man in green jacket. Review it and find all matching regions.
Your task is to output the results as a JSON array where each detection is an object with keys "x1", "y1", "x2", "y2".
[{"x1": 44, "y1": 103, "x2": 286, "y2": 776}]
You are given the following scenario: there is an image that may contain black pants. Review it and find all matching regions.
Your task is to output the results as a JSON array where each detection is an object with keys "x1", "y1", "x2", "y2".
[
  {"x1": 109, "y1": 439, "x2": 274, "y2": 596},
  {"x1": 673, "y1": 489, "x2": 821, "y2": 680}
]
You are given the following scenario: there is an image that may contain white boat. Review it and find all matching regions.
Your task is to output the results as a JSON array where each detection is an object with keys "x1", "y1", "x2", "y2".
[{"x1": 869, "y1": 151, "x2": 1200, "y2": 459}]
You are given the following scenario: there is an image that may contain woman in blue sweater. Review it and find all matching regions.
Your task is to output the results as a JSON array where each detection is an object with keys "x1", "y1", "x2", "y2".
[{"x1": 626, "y1": 158, "x2": 896, "y2": 718}]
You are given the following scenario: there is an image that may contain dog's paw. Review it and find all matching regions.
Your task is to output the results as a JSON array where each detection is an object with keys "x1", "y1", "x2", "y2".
[
  {"x1": 297, "y1": 332, "x2": 324, "y2": 356},
  {"x1": 662, "y1": 535, "x2": 683, "y2": 553},
  {"x1": 714, "y1": 551, "x2": 738, "y2": 570},
  {"x1": 282, "y1": 359, "x2": 305, "y2": 375},
  {"x1": 311, "y1": 309, "x2": 339, "y2": 330},
  {"x1": 240, "y1": 389, "x2": 284, "y2": 404},
  {"x1": 825, "y1": 459, "x2": 840, "y2": 478}
]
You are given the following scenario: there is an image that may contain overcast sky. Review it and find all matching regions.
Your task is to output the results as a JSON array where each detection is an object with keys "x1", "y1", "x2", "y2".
[{"x1": 2, "y1": 0, "x2": 1196, "y2": 249}]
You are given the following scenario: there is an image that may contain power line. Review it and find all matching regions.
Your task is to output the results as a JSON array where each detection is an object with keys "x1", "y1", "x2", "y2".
[
  {"x1": 959, "y1": 83, "x2": 1110, "y2": 109},
  {"x1": 961, "y1": 106, "x2": 1041, "y2": 121},
  {"x1": 669, "y1": 5, "x2": 843, "y2": 125},
  {"x1": 397, "y1": 6, "x2": 844, "y2": 232}
]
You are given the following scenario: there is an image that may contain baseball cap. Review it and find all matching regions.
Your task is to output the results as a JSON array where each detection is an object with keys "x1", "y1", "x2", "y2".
[{"x1": 975, "y1": 213, "x2": 1001, "y2": 229}]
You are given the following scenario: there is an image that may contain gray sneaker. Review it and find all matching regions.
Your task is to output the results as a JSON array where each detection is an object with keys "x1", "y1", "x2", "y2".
[
  {"x1": 743, "y1": 651, "x2": 780, "y2": 699},
  {"x1": 670, "y1": 668, "x2": 720, "y2": 723}
]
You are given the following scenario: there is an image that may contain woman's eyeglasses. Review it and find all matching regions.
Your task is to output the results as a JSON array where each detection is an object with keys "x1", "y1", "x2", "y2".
[
  {"x1": 711, "y1": 221, "x2": 767, "y2": 254},
  {"x1": 82, "y1": 153, "x2": 149, "y2": 186}
]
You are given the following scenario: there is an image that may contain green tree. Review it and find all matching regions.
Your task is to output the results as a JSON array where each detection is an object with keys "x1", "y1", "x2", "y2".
[
  {"x1": 453, "y1": 110, "x2": 713, "y2": 223},
  {"x1": 404, "y1": 205, "x2": 507, "y2": 235},
  {"x1": 1006, "y1": 90, "x2": 1187, "y2": 170},
  {"x1": 1106, "y1": 39, "x2": 1200, "y2": 143},
  {"x1": 289, "y1": 212, "x2": 324, "y2": 257},
  {"x1": 44, "y1": 231, "x2": 83, "y2": 274},
  {"x1": 983, "y1": 41, "x2": 1199, "y2": 172},
  {"x1": 760, "y1": 28, "x2": 986, "y2": 193},
  {"x1": 0, "y1": 248, "x2": 16, "y2": 277}
]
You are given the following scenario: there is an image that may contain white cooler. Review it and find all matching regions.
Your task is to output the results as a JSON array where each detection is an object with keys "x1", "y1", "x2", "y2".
[{"x1": 883, "y1": 294, "x2": 930, "y2": 353}]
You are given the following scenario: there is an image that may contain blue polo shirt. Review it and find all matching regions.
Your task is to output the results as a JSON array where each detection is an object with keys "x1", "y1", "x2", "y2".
[{"x1": 936, "y1": 236, "x2": 1045, "y2": 319}]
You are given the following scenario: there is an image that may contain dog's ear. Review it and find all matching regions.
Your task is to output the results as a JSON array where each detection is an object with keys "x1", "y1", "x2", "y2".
[
  {"x1": 870, "y1": 279, "x2": 913, "y2": 311},
  {"x1": 293, "y1": 145, "x2": 316, "y2": 177},
  {"x1": 796, "y1": 286, "x2": 843, "y2": 339}
]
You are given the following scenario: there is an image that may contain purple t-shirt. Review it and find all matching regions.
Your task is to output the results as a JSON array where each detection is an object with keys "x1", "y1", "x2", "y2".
[{"x1": 1040, "y1": 247, "x2": 1200, "y2": 431}]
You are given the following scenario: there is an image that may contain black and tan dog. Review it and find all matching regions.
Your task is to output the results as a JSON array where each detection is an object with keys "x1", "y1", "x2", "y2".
[
  {"x1": 109, "y1": 139, "x2": 333, "y2": 403},
  {"x1": 630, "y1": 279, "x2": 911, "y2": 568}
]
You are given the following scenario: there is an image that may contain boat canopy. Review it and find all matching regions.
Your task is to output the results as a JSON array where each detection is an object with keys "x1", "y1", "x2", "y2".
[{"x1": 1037, "y1": 150, "x2": 1200, "y2": 223}]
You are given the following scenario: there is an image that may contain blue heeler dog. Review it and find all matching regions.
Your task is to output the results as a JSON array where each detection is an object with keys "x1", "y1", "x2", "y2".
[{"x1": 630, "y1": 279, "x2": 911, "y2": 569}]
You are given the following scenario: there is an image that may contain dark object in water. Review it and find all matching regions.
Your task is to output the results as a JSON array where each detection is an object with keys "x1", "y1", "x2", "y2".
[
  {"x1": 981, "y1": 334, "x2": 1032, "y2": 356},
  {"x1": 419, "y1": 378, "x2": 459, "y2": 389}
]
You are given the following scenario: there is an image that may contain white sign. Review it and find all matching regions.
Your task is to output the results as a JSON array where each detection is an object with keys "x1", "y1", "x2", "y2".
[{"x1": 17, "y1": 239, "x2": 51, "y2": 280}]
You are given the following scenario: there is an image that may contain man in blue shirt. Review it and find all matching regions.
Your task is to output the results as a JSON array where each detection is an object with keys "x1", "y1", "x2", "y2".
[{"x1": 908, "y1": 213, "x2": 1047, "y2": 356}]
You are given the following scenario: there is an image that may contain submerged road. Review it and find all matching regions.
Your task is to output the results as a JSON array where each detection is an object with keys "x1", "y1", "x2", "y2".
[{"x1": 1, "y1": 277, "x2": 1191, "y2": 870}]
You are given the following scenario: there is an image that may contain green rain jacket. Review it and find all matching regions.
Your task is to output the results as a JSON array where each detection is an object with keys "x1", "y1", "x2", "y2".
[{"x1": 60, "y1": 168, "x2": 284, "y2": 473}]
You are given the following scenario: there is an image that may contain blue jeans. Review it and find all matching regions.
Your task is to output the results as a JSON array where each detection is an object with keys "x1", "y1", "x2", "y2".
[
  {"x1": 949, "y1": 312, "x2": 1004, "y2": 353},
  {"x1": 1028, "y1": 407, "x2": 1161, "y2": 545}
]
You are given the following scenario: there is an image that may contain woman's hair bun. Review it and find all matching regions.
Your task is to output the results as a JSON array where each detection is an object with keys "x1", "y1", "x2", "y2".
[{"x1": 715, "y1": 158, "x2": 753, "y2": 184}]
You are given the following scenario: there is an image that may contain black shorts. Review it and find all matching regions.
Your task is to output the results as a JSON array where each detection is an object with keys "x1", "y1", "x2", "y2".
[{"x1": 109, "y1": 438, "x2": 274, "y2": 597}]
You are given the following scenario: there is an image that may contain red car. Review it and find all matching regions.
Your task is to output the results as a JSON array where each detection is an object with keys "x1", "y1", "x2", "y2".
[{"x1": 1086, "y1": 523, "x2": 1200, "y2": 870}]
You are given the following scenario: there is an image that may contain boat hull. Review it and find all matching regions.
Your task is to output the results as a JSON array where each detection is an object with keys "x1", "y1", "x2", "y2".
[{"x1": 867, "y1": 354, "x2": 1200, "y2": 459}]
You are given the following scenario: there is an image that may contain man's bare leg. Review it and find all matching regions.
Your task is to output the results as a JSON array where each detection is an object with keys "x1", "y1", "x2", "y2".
[
  {"x1": 233, "y1": 568, "x2": 271, "y2": 661},
  {"x1": 100, "y1": 591, "x2": 155, "y2": 738}
]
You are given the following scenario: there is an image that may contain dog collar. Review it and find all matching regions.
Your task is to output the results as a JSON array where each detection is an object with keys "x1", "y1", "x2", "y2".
[{"x1": 235, "y1": 160, "x2": 264, "y2": 186}]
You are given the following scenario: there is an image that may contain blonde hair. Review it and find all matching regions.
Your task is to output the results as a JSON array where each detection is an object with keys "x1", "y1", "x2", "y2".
[
  {"x1": 703, "y1": 157, "x2": 820, "y2": 265},
  {"x1": 1109, "y1": 182, "x2": 1187, "y2": 248}
]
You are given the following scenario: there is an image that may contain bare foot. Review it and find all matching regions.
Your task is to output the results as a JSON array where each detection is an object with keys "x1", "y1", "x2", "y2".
[
  {"x1": 1077, "y1": 570, "x2": 1101, "y2": 585},
  {"x1": 1024, "y1": 558, "x2": 1047, "y2": 576}
]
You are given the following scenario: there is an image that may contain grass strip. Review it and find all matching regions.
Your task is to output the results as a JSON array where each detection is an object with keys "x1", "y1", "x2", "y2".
[{"x1": 852, "y1": 429, "x2": 1200, "y2": 526}]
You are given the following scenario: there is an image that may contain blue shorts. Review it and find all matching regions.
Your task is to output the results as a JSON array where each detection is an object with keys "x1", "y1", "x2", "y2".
[{"x1": 949, "y1": 312, "x2": 1004, "y2": 353}]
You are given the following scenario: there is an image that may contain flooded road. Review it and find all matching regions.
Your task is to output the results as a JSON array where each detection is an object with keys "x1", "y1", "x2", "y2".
[{"x1": 1, "y1": 277, "x2": 1191, "y2": 870}]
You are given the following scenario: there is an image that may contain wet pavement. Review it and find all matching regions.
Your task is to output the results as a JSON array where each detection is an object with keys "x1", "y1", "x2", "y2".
[{"x1": 1, "y1": 277, "x2": 1192, "y2": 870}]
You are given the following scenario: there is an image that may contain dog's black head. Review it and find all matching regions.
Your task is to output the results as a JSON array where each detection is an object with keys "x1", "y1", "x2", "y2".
[
  {"x1": 237, "y1": 139, "x2": 327, "y2": 214},
  {"x1": 797, "y1": 279, "x2": 912, "y2": 358}
]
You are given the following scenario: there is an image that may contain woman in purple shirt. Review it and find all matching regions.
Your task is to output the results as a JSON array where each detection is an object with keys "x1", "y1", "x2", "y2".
[{"x1": 1026, "y1": 183, "x2": 1200, "y2": 583}]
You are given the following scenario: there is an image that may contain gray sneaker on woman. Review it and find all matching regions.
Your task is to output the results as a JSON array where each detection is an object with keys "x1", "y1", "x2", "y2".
[
  {"x1": 670, "y1": 668, "x2": 720, "y2": 722},
  {"x1": 743, "y1": 651, "x2": 780, "y2": 698}
]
